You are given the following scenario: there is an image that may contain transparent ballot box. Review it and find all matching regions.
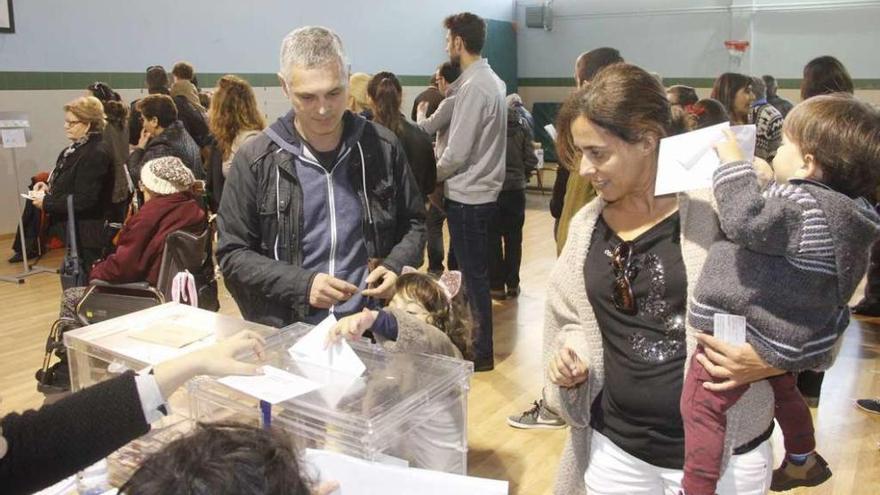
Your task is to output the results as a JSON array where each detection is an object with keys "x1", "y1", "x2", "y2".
[
  {"x1": 189, "y1": 322, "x2": 474, "y2": 474},
  {"x1": 63, "y1": 302, "x2": 277, "y2": 481}
]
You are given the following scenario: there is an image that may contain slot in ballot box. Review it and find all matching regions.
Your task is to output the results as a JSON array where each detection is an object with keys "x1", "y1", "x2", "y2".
[
  {"x1": 188, "y1": 321, "x2": 473, "y2": 474},
  {"x1": 63, "y1": 302, "x2": 278, "y2": 480}
]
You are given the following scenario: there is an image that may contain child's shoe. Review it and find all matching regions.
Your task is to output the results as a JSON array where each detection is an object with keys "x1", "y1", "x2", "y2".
[{"x1": 770, "y1": 452, "x2": 832, "y2": 491}]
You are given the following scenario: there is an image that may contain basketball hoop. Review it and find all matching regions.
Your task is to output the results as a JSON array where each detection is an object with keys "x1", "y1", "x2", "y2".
[{"x1": 724, "y1": 40, "x2": 750, "y2": 60}]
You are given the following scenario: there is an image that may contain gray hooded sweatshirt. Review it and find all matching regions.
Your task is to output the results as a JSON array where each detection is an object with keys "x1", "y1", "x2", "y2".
[
  {"x1": 436, "y1": 58, "x2": 507, "y2": 204},
  {"x1": 688, "y1": 161, "x2": 880, "y2": 371}
]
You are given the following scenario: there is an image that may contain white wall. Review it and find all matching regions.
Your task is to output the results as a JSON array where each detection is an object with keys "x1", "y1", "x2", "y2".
[
  {"x1": 0, "y1": 0, "x2": 514, "y2": 74},
  {"x1": 516, "y1": 0, "x2": 880, "y2": 78}
]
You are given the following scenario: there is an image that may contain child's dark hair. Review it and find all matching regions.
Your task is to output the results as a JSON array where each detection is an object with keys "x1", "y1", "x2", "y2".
[
  {"x1": 120, "y1": 422, "x2": 312, "y2": 495},
  {"x1": 784, "y1": 93, "x2": 880, "y2": 200},
  {"x1": 395, "y1": 272, "x2": 473, "y2": 360}
]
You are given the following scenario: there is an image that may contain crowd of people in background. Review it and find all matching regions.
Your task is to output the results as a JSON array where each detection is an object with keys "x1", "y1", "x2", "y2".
[{"x1": 4, "y1": 8, "x2": 880, "y2": 495}]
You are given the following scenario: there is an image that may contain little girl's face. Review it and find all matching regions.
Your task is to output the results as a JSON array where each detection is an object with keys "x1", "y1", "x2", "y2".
[{"x1": 389, "y1": 291, "x2": 430, "y2": 324}]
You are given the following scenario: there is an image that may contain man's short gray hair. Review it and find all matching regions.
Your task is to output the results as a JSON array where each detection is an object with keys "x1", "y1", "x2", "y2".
[{"x1": 279, "y1": 26, "x2": 349, "y2": 81}]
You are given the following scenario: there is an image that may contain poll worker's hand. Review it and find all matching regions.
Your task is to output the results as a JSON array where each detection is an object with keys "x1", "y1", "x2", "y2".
[
  {"x1": 310, "y1": 273, "x2": 358, "y2": 309},
  {"x1": 326, "y1": 308, "x2": 378, "y2": 347},
  {"x1": 362, "y1": 265, "x2": 397, "y2": 299},
  {"x1": 32, "y1": 195, "x2": 44, "y2": 210},
  {"x1": 154, "y1": 330, "x2": 266, "y2": 399},
  {"x1": 313, "y1": 480, "x2": 341, "y2": 495},
  {"x1": 548, "y1": 347, "x2": 588, "y2": 388},
  {"x1": 137, "y1": 127, "x2": 151, "y2": 149},
  {"x1": 695, "y1": 333, "x2": 784, "y2": 392},
  {"x1": 713, "y1": 129, "x2": 745, "y2": 165}
]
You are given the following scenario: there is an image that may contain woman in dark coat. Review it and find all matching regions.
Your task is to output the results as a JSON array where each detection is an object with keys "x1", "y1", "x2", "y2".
[
  {"x1": 127, "y1": 94, "x2": 206, "y2": 184},
  {"x1": 33, "y1": 96, "x2": 115, "y2": 273}
]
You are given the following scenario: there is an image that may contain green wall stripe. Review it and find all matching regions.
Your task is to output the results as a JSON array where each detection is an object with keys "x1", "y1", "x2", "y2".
[
  {"x1": 518, "y1": 76, "x2": 880, "y2": 90},
  {"x1": 2, "y1": 71, "x2": 879, "y2": 91},
  {"x1": 0, "y1": 71, "x2": 431, "y2": 91}
]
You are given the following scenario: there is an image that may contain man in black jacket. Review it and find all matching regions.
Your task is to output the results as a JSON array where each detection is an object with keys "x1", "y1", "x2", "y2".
[{"x1": 217, "y1": 26, "x2": 425, "y2": 328}]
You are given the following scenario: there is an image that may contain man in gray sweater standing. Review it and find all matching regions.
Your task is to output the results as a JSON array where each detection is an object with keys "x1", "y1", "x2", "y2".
[{"x1": 438, "y1": 12, "x2": 506, "y2": 371}]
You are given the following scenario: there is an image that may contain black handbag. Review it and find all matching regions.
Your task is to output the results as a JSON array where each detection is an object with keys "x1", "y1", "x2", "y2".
[{"x1": 60, "y1": 195, "x2": 88, "y2": 289}]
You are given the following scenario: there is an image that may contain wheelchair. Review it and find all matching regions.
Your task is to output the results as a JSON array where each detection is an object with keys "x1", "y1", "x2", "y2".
[{"x1": 37, "y1": 227, "x2": 219, "y2": 394}]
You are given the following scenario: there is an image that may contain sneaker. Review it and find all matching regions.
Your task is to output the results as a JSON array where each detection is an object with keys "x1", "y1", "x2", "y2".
[
  {"x1": 856, "y1": 398, "x2": 880, "y2": 415},
  {"x1": 506, "y1": 286, "x2": 521, "y2": 298},
  {"x1": 851, "y1": 299, "x2": 880, "y2": 317},
  {"x1": 490, "y1": 289, "x2": 507, "y2": 301},
  {"x1": 507, "y1": 399, "x2": 567, "y2": 429},
  {"x1": 770, "y1": 452, "x2": 832, "y2": 491}
]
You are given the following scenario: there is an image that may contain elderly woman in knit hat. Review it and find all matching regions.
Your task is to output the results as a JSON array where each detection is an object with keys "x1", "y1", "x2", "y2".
[{"x1": 39, "y1": 157, "x2": 207, "y2": 391}]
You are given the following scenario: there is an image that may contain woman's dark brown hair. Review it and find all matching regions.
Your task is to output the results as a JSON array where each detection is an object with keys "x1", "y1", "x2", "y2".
[
  {"x1": 121, "y1": 422, "x2": 312, "y2": 495},
  {"x1": 784, "y1": 93, "x2": 880, "y2": 200},
  {"x1": 711, "y1": 73, "x2": 752, "y2": 123},
  {"x1": 367, "y1": 71, "x2": 403, "y2": 135},
  {"x1": 88, "y1": 82, "x2": 127, "y2": 129},
  {"x1": 137, "y1": 94, "x2": 178, "y2": 128},
  {"x1": 209, "y1": 75, "x2": 266, "y2": 160},
  {"x1": 801, "y1": 56, "x2": 854, "y2": 100},
  {"x1": 555, "y1": 63, "x2": 685, "y2": 171},
  {"x1": 395, "y1": 272, "x2": 474, "y2": 360}
]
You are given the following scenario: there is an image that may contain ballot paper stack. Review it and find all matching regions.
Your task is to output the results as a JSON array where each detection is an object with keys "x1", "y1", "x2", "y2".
[{"x1": 188, "y1": 317, "x2": 475, "y2": 476}]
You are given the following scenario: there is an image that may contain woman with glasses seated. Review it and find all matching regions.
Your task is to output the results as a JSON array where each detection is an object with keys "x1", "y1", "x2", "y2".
[
  {"x1": 32, "y1": 96, "x2": 115, "y2": 273},
  {"x1": 543, "y1": 63, "x2": 781, "y2": 495}
]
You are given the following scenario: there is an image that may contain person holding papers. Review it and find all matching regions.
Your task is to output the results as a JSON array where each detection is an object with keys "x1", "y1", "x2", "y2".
[
  {"x1": 680, "y1": 94, "x2": 880, "y2": 494},
  {"x1": 1, "y1": 331, "x2": 266, "y2": 495},
  {"x1": 543, "y1": 63, "x2": 780, "y2": 495}
]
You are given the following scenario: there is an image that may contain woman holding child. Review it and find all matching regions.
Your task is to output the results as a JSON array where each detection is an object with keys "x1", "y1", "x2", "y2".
[{"x1": 543, "y1": 63, "x2": 781, "y2": 495}]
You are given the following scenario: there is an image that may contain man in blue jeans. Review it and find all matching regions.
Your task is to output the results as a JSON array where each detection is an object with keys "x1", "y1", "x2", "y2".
[{"x1": 436, "y1": 12, "x2": 506, "y2": 371}]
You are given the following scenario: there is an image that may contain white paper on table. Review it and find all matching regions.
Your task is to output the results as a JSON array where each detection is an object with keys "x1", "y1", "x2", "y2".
[
  {"x1": 713, "y1": 314, "x2": 747, "y2": 346},
  {"x1": 543, "y1": 124, "x2": 557, "y2": 140},
  {"x1": 1, "y1": 128, "x2": 26, "y2": 148},
  {"x1": 288, "y1": 315, "x2": 366, "y2": 377},
  {"x1": 655, "y1": 123, "x2": 756, "y2": 196},
  {"x1": 219, "y1": 365, "x2": 322, "y2": 405},
  {"x1": 304, "y1": 448, "x2": 508, "y2": 495}
]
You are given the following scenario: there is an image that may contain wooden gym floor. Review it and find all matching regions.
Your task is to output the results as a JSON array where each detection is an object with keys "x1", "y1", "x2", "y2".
[{"x1": 1, "y1": 192, "x2": 878, "y2": 494}]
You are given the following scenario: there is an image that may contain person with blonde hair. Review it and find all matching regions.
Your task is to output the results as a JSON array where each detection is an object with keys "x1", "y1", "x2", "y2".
[
  {"x1": 348, "y1": 72, "x2": 372, "y2": 118},
  {"x1": 32, "y1": 96, "x2": 115, "y2": 272}
]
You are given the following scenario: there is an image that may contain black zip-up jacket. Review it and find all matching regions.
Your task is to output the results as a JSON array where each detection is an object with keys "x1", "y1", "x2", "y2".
[{"x1": 217, "y1": 110, "x2": 426, "y2": 327}]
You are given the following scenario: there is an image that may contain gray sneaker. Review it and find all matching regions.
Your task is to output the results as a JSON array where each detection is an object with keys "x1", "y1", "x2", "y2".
[{"x1": 507, "y1": 399, "x2": 567, "y2": 429}]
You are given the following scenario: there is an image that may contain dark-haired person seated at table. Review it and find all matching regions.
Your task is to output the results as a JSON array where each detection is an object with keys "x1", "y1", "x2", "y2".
[
  {"x1": 122, "y1": 422, "x2": 340, "y2": 495},
  {"x1": 2, "y1": 331, "x2": 266, "y2": 495}
]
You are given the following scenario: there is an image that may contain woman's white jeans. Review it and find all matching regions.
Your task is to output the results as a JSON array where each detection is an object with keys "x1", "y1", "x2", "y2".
[{"x1": 585, "y1": 430, "x2": 772, "y2": 495}]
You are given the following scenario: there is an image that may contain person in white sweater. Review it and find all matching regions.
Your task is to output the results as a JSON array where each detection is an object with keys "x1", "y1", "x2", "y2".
[{"x1": 544, "y1": 63, "x2": 781, "y2": 495}]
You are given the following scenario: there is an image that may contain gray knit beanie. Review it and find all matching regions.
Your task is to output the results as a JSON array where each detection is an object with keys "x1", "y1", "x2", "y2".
[{"x1": 141, "y1": 156, "x2": 195, "y2": 195}]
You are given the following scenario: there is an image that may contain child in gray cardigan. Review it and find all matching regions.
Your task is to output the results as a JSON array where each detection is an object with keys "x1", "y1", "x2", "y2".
[{"x1": 681, "y1": 94, "x2": 880, "y2": 495}]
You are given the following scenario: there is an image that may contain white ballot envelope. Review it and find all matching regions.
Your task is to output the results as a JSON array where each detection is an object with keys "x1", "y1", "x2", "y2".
[
  {"x1": 713, "y1": 314, "x2": 747, "y2": 346},
  {"x1": 543, "y1": 124, "x2": 557, "y2": 140},
  {"x1": 304, "y1": 448, "x2": 509, "y2": 494},
  {"x1": 655, "y1": 123, "x2": 756, "y2": 196},
  {"x1": 20, "y1": 190, "x2": 45, "y2": 201},
  {"x1": 288, "y1": 315, "x2": 366, "y2": 377}
]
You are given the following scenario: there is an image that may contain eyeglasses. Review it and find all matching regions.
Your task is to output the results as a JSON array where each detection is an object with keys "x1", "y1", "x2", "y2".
[
  {"x1": 64, "y1": 119, "x2": 84, "y2": 127},
  {"x1": 611, "y1": 240, "x2": 638, "y2": 315}
]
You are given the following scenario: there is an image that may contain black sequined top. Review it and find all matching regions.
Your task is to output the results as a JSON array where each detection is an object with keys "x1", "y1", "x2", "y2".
[{"x1": 586, "y1": 212, "x2": 688, "y2": 469}]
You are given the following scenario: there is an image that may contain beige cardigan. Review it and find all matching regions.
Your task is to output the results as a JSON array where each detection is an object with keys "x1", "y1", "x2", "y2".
[{"x1": 543, "y1": 188, "x2": 775, "y2": 495}]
